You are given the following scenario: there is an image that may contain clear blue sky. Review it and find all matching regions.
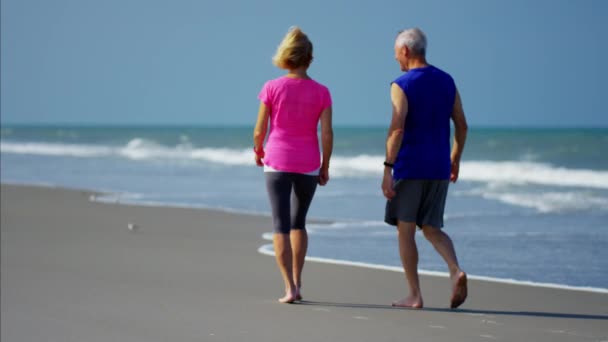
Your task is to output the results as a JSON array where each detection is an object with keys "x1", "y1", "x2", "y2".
[{"x1": 2, "y1": 0, "x2": 607, "y2": 127}]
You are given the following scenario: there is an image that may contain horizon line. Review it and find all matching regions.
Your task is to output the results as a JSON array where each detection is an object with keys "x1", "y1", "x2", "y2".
[{"x1": 2, "y1": 122, "x2": 608, "y2": 130}]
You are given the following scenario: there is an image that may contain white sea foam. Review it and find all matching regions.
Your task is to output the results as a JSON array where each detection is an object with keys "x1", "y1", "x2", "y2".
[
  {"x1": 190, "y1": 148, "x2": 252, "y2": 165},
  {"x1": 307, "y1": 220, "x2": 386, "y2": 230},
  {"x1": 0, "y1": 141, "x2": 113, "y2": 157},
  {"x1": 257, "y1": 242, "x2": 608, "y2": 294},
  {"x1": 486, "y1": 191, "x2": 608, "y2": 213},
  {"x1": 330, "y1": 154, "x2": 383, "y2": 178},
  {"x1": 118, "y1": 138, "x2": 172, "y2": 160},
  {"x1": 3, "y1": 140, "x2": 608, "y2": 189},
  {"x1": 94, "y1": 191, "x2": 146, "y2": 204},
  {"x1": 0, "y1": 139, "x2": 254, "y2": 165},
  {"x1": 459, "y1": 160, "x2": 608, "y2": 189},
  {"x1": 462, "y1": 187, "x2": 608, "y2": 213}
]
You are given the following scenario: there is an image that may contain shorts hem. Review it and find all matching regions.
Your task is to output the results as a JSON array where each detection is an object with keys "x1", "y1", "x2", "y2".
[{"x1": 384, "y1": 218, "x2": 443, "y2": 229}]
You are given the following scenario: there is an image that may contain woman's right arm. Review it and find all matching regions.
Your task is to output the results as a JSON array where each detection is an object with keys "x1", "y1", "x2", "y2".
[
  {"x1": 319, "y1": 106, "x2": 333, "y2": 185},
  {"x1": 253, "y1": 102, "x2": 270, "y2": 166}
]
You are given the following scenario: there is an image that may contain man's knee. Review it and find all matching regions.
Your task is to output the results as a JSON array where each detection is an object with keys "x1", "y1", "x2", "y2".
[
  {"x1": 422, "y1": 225, "x2": 442, "y2": 241},
  {"x1": 397, "y1": 221, "x2": 417, "y2": 238}
]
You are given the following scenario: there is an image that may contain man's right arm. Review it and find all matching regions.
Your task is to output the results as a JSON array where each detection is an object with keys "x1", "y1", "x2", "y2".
[
  {"x1": 450, "y1": 88, "x2": 468, "y2": 183},
  {"x1": 382, "y1": 83, "x2": 408, "y2": 199}
]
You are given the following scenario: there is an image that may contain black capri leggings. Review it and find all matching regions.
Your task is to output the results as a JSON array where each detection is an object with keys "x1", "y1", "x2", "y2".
[{"x1": 265, "y1": 172, "x2": 319, "y2": 234}]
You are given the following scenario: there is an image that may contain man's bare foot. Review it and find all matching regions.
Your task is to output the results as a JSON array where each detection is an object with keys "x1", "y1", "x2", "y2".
[
  {"x1": 450, "y1": 271, "x2": 468, "y2": 309},
  {"x1": 392, "y1": 295, "x2": 423, "y2": 309},
  {"x1": 294, "y1": 285, "x2": 302, "y2": 301}
]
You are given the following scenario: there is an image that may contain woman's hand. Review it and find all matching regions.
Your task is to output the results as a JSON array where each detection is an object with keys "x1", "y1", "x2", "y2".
[
  {"x1": 254, "y1": 150, "x2": 265, "y2": 167},
  {"x1": 319, "y1": 167, "x2": 329, "y2": 186},
  {"x1": 253, "y1": 102, "x2": 269, "y2": 167}
]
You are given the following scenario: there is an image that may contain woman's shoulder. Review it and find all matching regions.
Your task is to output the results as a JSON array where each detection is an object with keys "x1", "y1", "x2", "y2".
[
  {"x1": 308, "y1": 78, "x2": 331, "y2": 93},
  {"x1": 265, "y1": 76, "x2": 330, "y2": 94},
  {"x1": 262, "y1": 76, "x2": 294, "y2": 91},
  {"x1": 262, "y1": 77, "x2": 280, "y2": 87}
]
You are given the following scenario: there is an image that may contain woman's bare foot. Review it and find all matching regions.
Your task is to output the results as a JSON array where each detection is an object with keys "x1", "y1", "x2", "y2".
[
  {"x1": 278, "y1": 288, "x2": 298, "y2": 304},
  {"x1": 450, "y1": 271, "x2": 468, "y2": 309},
  {"x1": 392, "y1": 295, "x2": 423, "y2": 309},
  {"x1": 278, "y1": 294, "x2": 296, "y2": 303}
]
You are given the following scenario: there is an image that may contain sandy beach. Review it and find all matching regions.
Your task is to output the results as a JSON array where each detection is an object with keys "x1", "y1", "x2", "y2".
[{"x1": 1, "y1": 184, "x2": 607, "y2": 341}]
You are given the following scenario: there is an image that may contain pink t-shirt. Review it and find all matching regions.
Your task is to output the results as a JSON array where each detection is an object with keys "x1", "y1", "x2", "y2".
[{"x1": 258, "y1": 76, "x2": 332, "y2": 173}]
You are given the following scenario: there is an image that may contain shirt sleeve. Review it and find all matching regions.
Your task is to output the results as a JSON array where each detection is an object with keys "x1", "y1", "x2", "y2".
[
  {"x1": 322, "y1": 86, "x2": 332, "y2": 110},
  {"x1": 258, "y1": 81, "x2": 272, "y2": 106}
]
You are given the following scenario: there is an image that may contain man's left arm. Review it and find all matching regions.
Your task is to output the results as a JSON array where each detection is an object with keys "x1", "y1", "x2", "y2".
[{"x1": 450, "y1": 88, "x2": 468, "y2": 182}]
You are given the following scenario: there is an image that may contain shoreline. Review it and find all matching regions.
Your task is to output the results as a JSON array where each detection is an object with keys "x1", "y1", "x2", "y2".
[
  {"x1": 258, "y1": 244, "x2": 608, "y2": 294},
  {"x1": 4, "y1": 181, "x2": 608, "y2": 294}
]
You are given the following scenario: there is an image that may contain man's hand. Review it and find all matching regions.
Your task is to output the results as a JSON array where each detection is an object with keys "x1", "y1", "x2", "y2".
[
  {"x1": 449, "y1": 88, "x2": 467, "y2": 183},
  {"x1": 450, "y1": 160, "x2": 460, "y2": 183},
  {"x1": 382, "y1": 172, "x2": 396, "y2": 199}
]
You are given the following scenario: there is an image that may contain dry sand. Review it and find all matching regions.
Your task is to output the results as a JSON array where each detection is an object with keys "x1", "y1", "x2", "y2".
[{"x1": 2, "y1": 184, "x2": 607, "y2": 341}]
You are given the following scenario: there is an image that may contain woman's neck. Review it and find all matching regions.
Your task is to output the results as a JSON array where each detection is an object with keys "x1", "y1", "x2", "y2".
[{"x1": 286, "y1": 67, "x2": 310, "y2": 79}]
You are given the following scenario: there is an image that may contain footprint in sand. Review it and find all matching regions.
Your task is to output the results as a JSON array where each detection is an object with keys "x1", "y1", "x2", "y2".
[{"x1": 479, "y1": 334, "x2": 497, "y2": 340}]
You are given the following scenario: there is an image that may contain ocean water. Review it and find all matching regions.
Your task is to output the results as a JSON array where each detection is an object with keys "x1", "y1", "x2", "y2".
[{"x1": 2, "y1": 125, "x2": 607, "y2": 291}]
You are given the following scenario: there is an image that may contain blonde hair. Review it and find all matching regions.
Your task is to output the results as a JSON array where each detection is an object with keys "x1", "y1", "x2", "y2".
[{"x1": 272, "y1": 26, "x2": 313, "y2": 70}]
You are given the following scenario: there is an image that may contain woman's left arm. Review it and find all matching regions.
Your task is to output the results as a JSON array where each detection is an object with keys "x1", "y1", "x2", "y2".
[
  {"x1": 253, "y1": 102, "x2": 270, "y2": 166},
  {"x1": 319, "y1": 105, "x2": 333, "y2": 185}
]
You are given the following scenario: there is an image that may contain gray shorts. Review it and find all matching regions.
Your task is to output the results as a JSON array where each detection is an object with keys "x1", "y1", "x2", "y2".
[{"x1": 384, "y1": 179, "x2": 449, "y2": 229}]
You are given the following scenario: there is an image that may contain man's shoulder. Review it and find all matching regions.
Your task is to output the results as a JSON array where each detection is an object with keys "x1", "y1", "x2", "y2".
[
  {"x1": 427, "y1": 65, "x2": 455, "y2": 81},
  {"x1": 393, "y1": 72, "x2": 411, "y2": 83},
  {"x1": 393, "y1": 65, "x2": 455, "y2": 88}
]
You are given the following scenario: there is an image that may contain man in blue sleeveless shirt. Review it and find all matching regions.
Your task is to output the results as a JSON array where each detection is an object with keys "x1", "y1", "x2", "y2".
[{"x1": 382, "y1": 28, "x2": 469, "y2": 309}]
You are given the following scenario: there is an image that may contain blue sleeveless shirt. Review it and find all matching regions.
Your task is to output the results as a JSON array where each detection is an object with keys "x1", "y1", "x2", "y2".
[{"x1": 392, "y1": 65, "x2": 456, "y2": 180}]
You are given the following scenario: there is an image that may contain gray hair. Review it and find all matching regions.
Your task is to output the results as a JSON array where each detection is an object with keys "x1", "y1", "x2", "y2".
[{"x1": 395, "y1": 28, "x2": 427, "y2": 57}]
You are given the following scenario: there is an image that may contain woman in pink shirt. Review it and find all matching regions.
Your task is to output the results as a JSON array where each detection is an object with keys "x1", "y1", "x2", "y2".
[{"x1": 253, "y1": 27, "x2": 333, "y2": 304}]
